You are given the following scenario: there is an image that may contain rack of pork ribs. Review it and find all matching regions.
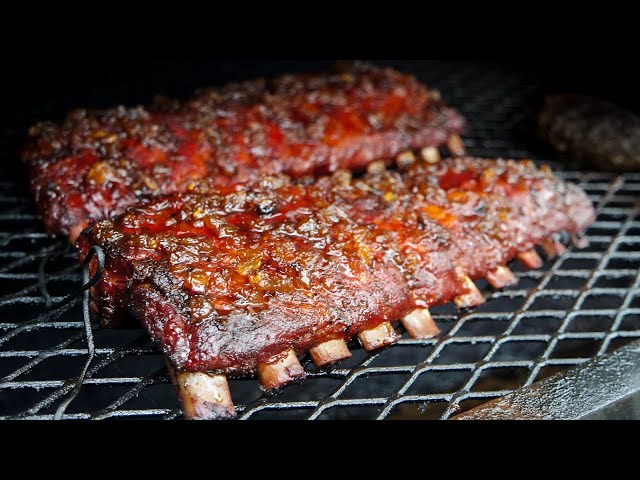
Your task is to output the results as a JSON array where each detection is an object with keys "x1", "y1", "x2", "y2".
[
  {"x1": 20, "y1": 63, "x2": 465, "y2": 242},
  {"x1": 77, "y1": 157, "x2": 594, "y2": 419},
  {"x1": 22, "y1": 63, "x2": 595, "y2": 419}
]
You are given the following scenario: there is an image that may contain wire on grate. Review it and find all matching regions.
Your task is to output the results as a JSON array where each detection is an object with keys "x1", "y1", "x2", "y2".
[
  {"x1": 1, "y1": 62, "x2": 639, "y2": 420},
  {"x1": 52, "y1": 245, "x2": 105, "y2": 419}
]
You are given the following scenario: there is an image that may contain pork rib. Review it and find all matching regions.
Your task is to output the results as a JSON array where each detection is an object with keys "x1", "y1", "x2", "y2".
[
  {"x1": 76, "y1": 157, "x2": 595, "y2": 418},
  {"x1": 21, "y1": 63, "x2": 465, "y2": 241}
]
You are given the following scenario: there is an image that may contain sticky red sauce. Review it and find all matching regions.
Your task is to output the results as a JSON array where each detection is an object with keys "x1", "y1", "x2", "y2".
[
  {"x1": 22, "y1": 64, "x2": 464, "y2": 236},
  {"x1": 78, "y1": 158, "x2": 595, "y2": 374}
]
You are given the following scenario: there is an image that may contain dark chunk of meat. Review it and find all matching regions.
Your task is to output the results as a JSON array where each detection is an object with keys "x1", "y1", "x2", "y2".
[{"x1": 538, "y1": 94, "x2": 640, "y2": 172}]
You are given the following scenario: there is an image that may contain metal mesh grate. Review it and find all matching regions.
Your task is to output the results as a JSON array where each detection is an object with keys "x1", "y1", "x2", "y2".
[{"x1": 1, "y1": 61, "x2": 639, "y2": 419}]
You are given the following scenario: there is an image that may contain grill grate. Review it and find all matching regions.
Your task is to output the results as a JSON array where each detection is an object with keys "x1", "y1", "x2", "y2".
[{"x1": 1, "y1": 61, "x2": 639, "y2": 420}]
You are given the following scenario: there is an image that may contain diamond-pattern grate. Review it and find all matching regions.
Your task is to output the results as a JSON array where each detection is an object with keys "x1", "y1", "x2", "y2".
[{"x1": 1, "y1": 61, "x2": 639, "y2": 419}]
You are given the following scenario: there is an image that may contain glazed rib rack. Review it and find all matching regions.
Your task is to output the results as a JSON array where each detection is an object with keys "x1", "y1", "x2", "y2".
[
  {"x1": 77, "y1": 157, "x2": 594, "y2": 418},
  {"x1": 20, "y1": 63, "x2": 465, "y2": 242}
]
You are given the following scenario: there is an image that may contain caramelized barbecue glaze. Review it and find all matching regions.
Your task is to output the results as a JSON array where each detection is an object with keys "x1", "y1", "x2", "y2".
[
  {"x1": 21, "y1": 63, "x2": 464, "y2": 239},
  {"x1": 77, "y1": 158, "x2": 594, "y2": 376}
]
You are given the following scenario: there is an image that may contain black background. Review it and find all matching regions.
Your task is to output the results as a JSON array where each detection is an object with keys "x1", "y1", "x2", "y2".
[{"x1": 6, "y1": 58, "x2": 640, "y2": 117}]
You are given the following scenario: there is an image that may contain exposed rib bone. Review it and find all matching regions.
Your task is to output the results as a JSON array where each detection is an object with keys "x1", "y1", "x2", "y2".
[
  {"x1": 401, "y1": 308, "x2": 440, "y2": 339},
  {"x1": 358, "y1": 322, "x2": 399, "y2": 351},
  {"x1": 175, "y1": 370, "x2": 235, "y2": 420},
  {"x1": 396, "y1": 151, "x2": 417, "y2": 169},
  {"x1": 366, "y1": 160, "x2": 386, "y2": 175},
  {"x1": 446, "y1": 134, "x2": 465, "y2": 156},
  {"x1": 571, "y1": 233, "x2": 589, "y2": 249},
  {"x1": 485, "y1": 265, "x2": 518, "y2": 289},
  {"x1": 420, "y1": 146, "x2": 441, "y2": 164},
  {"x1": 454, "y1": 270, "x2": 485, "y2": 308},
  {"x1": 309, "y1": 338, "x2": 351, "y2": 366},
  {"x1": 542, "y1": 237, "x2": 566, "y2": 258},
  {"x1": 257, "y1": 348, "x2": 305, "y2": 390},
  {"x1": 517, "y1": 249, "x2": 543, "y2": 269}
]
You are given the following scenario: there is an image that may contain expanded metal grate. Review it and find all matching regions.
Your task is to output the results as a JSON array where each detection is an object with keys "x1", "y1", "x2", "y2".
[{"x1": 1, "y1": 61, "x2": 639, "y2": 419}]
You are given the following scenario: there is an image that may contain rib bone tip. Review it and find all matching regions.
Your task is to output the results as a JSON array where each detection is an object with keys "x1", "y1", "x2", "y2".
[
  {"x1": 257, "y1": 348, "x2": 305, "y2": 390},
  {"x1": 401, "y1": 308, "x2": 440, "y2": 339},
  {"x1": 485, "y1": 265, "x2": 518, "y2": 289},
  {"x1": 366, "y1": 160, "x2": 387, "y2": 175},
  {"x1": 571, "y1": 234, "x2": 589, "y2": 249},
  {"x1": 454, "y1": 273, "x2": 485, "y2": 308},
  {"x1": 446, "y1": 134, "x2": 466, "y2": 156},
  {"x1": 420, "y1": 147, "x2": 441, "y2": 164},
  {"x1": 542, "y1": 237, "x2": 566, "y2": 258},
  {"x1": 358, "y1": 322, "x2": 399, "y2": 351},
  {"x1": 396, "y1": 151, "x2": 417, "y2": 169},
  {"x1": 176, "y1": 371, "x2": 236, "y2": 420},
  {"x1": 309, "y1": 338, "x2": 351, "y2": 367},
  {"x1": 517, "y1": 249, "x2": 543, "y2": 270}
]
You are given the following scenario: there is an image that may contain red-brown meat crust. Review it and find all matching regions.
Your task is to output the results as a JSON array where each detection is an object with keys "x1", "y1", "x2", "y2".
[
  {"x1": 77, "y1": 158, "x2": 595, "y2": 375},
  {"x1": 21, "y1": 63, "x2": 465, "y2": 237},
  {"x1": 399, "y1": 158, "x2": 595, "y2": 278}
]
